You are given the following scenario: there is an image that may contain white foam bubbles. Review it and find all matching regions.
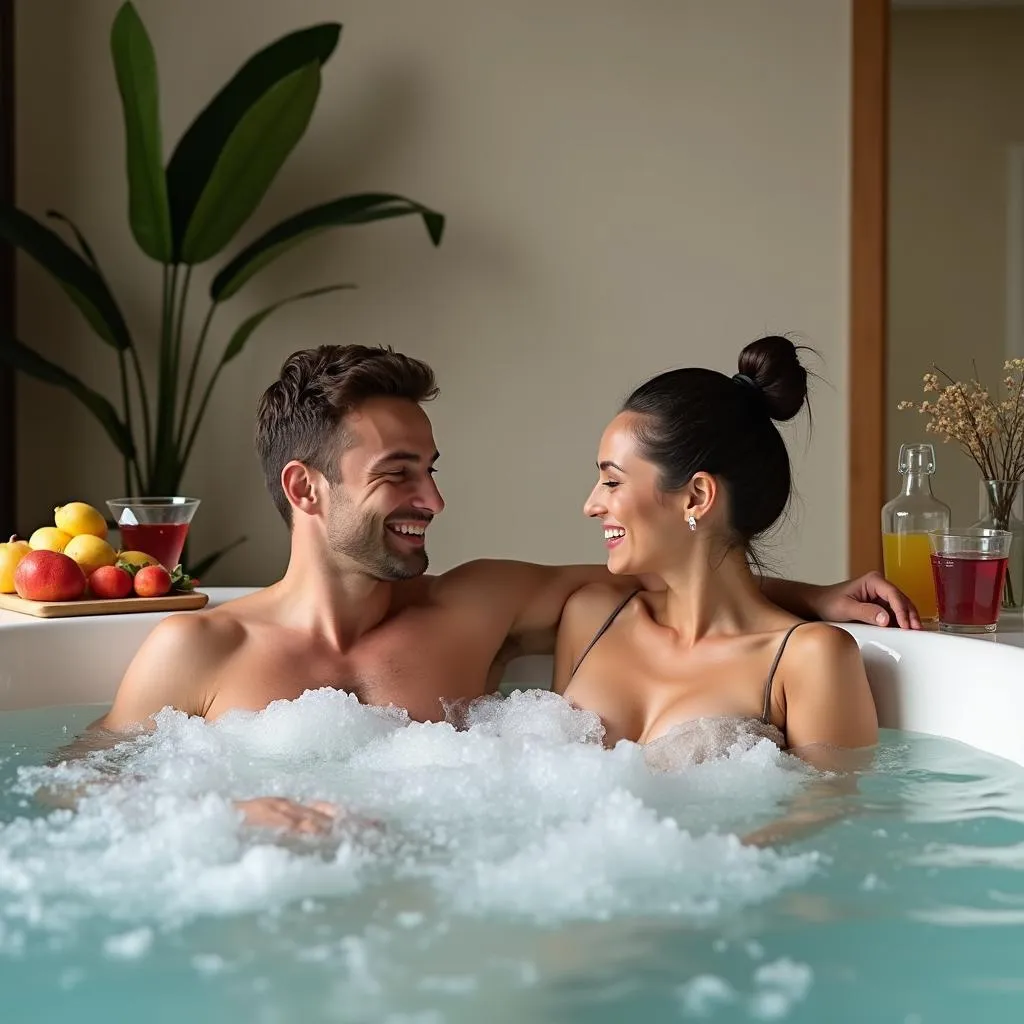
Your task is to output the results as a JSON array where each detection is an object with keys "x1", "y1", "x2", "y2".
[
  {"x1": 103, "y1": 926, "x2": 153, "y2": 959},
  {"x1": 675, "y1": 957, "x2": 813, "y2": 1019},
  {"x1": 447, "y1": 688, "x2": 606, "y2": 745},
  {"x1": 450, "y1": 788, "x2": 819, "y2": 922},
  {"x1": 0, "y1": 686, "x2": 820, "y2": 967}
]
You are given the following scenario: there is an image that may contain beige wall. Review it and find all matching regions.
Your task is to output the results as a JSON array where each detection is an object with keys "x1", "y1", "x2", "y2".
[
  {"x1": 888, "y1": 8, "x2": 1024, "y2": 526},
  {"x1": 14, "y1": 0, "x2": 851, "y2": 585}
]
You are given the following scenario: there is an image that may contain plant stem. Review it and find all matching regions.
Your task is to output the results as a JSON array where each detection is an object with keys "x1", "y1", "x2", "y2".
[
  {"x1": 180, "y1": 360, "x2": 225, "y2": 471},
  {"x1": 116, "y1": 347, "x2": 135, "y2": 496},
  {"x1": 154, "y1": 264, "x2": 179, "y2": 493},
  {"x1": 127, "y1": 345, "x2": 153, "y2": 485},
  {"x1": 172, "y1": 264, "x2": 192, "y2": 434},
  {"x1": 177, "y1": 301, "x2": 218, "y2": 450}
]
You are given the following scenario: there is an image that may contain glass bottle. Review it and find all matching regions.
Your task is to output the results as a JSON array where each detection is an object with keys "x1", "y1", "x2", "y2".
[{"x1": 881, "y1": 443, "x2": 950, "y2": 625}]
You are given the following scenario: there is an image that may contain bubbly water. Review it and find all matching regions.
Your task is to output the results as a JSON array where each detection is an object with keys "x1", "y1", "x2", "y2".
[{"x1": 1, "y1": 690, "x2": 1024, "y2": 1023}]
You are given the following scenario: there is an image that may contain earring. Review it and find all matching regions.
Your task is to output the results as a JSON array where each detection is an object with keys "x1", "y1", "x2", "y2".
[{"x1": 687, "y1": 515, "x2": 697, "y2": 531}]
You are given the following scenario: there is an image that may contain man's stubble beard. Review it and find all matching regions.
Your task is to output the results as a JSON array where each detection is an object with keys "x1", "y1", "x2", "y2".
[{"x1": 325, "y1": 498, "x2": 429, "y2": 581}]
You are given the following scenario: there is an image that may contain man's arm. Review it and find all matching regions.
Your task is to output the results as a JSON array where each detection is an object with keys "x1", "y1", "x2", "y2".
[
  {"x1": 49, "y1": 614, "x2": 343, "y2": 835},
  {"x1": 760, "y1": 572, "x2": 920, "y2": 630},
  {"x1": 94, "y1": 613, "x2": 233, "y2": 732},
  {"x1": 454, "y1": 559, "x2": 919, "y2": 663}
]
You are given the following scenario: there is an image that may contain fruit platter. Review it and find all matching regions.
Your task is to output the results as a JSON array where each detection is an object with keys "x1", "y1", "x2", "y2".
[{"x1": 0, "y1": 502, "x2": 208, "y2": 619}]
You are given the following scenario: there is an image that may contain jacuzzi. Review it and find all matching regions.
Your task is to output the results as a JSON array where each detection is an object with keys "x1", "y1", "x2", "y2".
[
  {"x1": 4, "y1": 587, "x2": 1024, "y2": 1023},
  {"x1": 3, "y1": 586, "x2": 1024, "y2": 763}
]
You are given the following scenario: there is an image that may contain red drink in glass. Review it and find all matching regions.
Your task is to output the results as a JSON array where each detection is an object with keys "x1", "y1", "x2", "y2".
[
  {"x1": 118, "y1": 522, "x2": 190, "y2": 571},
  {"x1": 928, "y1": 528, "x2": 1013, "y2": 634},
  {"x1": 930, "y1": 554, "x2": 1008, "y2": 629},
  {"x1": 106, "y1": 497, "x2": 201, "y2": 574}
]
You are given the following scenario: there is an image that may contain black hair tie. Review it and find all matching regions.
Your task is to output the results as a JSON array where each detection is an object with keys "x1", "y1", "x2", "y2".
[{"x1": 732, "y1": 372, "x2": 771, "y2": 416}]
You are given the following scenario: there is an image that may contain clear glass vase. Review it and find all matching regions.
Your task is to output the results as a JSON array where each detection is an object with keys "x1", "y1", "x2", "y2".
[{"x1": 972, "y1": 479, "x2": 1024, "y2": 615}]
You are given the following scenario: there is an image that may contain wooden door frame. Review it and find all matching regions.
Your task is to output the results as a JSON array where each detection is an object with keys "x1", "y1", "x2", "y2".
[
  {"x1": 848, "y1": 0, "x2": 889, "y2": 577},
  {"x1": 0, "y1": 0, "x2": 13, "y2": 535}
]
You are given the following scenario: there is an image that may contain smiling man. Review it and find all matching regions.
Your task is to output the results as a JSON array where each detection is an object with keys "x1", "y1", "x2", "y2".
[{"x1": 94, "y1": 344, "x2": 916, "y2": 830}]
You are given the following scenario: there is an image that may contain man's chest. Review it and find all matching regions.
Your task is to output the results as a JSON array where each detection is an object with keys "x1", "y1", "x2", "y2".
[{"x1": 207, "y1": 613, "x2": 505, "y2": 722}]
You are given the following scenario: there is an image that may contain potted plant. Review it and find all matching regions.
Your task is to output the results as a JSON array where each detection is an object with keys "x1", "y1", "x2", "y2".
[
  {"x1": 899, "y1": 359, "x2": 1024, "y2": 613},
  {"x1": 0, "y1": 3, "x2": 444, "y2": 577}
]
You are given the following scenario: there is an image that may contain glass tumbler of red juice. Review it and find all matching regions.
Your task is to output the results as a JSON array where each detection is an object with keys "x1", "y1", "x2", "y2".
[
  {"x1": 106, "y1": 497, "x2": 201, "y2": 571},
  {"x1": 929, "y1": 528, "x2": 1012, "y2": 634}
]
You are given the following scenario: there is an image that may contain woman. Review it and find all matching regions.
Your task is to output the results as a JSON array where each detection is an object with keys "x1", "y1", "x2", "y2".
[{"x1": 553, "y1": 335, "x2": 878, "y2": 770}]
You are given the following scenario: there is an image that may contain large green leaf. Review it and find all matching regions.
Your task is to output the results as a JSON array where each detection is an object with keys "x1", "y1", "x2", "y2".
[
  {"x1": 180, "y1": 63, "x2": 322, "y2": 265},
  {"x1": 221, "y1": 284, "x2": 353, "y2": 365},
  {"x1": 165, "y1": 23, "x2": 340, "y2": 260},
  {"x1": 0, "y1": 206, "x2": 132, "y2": 351},
  {"x1": 210, "y1": 193, "x2": 446, "y2": 302},
  {"x1": 0, "y1": 335, "x2": 135, "y2": 457},
  {"x1": 110, "y1": 2, "x2": 172, "y2": 262},
  {"x1": 45, "y1": 210, "x2": 102, "y2": 272}
]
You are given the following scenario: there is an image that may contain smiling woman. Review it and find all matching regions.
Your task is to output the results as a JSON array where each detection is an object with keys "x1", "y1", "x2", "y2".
[{"x1": 552, "y1": 336, "x2": 878, "y2": 761}]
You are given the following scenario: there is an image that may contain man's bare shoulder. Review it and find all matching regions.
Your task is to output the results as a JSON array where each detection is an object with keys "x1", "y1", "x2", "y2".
[
  {"x1": 98, "y1": 606, "x2": 249, "y2": 731},
  {"x1": 146, "y1": 603, "x2": 249, "y2": 654}
]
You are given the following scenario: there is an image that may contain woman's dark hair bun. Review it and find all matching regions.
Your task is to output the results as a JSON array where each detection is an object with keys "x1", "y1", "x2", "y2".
[{"x1": 737, "y1": 335, "x2": 809, "y2": 422}]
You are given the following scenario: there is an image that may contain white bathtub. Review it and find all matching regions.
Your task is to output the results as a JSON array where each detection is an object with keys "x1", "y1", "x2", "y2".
[{"x1": 3, "y1": 586, "x2": 1024, "y2": 765}]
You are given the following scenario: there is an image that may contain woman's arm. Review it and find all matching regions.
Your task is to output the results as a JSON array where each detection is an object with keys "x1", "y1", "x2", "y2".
[
  {"x1": 780, "y1": 622, "x2": 879, "y2": 766},
  {"x1": 743, "y1": 627, "x2": 878, "y2": 846}
]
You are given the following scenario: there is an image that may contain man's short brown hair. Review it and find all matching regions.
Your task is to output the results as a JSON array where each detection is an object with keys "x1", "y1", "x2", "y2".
[{"x1": 255, "y1": 344, "x2": 439, "y2": 524}]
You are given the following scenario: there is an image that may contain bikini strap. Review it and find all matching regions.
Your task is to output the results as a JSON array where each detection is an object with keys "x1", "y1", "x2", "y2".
[
  {"x1": 569, "y1": 589, "x2": 641, "y2": 680},
  {"x1": 761, "y1": 621, "x2": 810, "y2": 724}
]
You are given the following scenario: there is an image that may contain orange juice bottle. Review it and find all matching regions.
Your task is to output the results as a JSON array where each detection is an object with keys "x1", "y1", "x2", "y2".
[{"x1": 881, "y1": 443, "x2": 950, "y2": 624}]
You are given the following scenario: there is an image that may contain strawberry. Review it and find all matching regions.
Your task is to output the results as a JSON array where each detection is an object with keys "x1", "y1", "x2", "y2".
[
  {"x1": 134, "y1": 564, "x2": 172, "y2": 598},
  {"x1": 89, "y1": 565, "x2": 133, "y2": 599},
  {"x1": 169, "y1": 565, "x2": 198, "y2": 593}
]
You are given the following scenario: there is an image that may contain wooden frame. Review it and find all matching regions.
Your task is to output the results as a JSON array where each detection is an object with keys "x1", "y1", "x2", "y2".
[
  {"x1": 0, "y1": 0, "x2": 13, "y2": 534},
  {"x1": 848, "y1": 0, "x2": 889, "y2": 576}
]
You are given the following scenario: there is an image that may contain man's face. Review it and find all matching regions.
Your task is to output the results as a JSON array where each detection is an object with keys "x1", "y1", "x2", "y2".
[{"x1": 324, "y1": 397, "x2": 444, "y2": 580}]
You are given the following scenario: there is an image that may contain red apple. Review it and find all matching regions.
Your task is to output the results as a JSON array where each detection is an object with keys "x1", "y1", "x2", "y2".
[{"x1": 14, "y1": 550, "x2": 86, "y2": 602}]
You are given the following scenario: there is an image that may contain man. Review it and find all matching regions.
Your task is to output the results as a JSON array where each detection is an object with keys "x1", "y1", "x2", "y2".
[{"x1": 94, "y1": 345, "x2": 916, "y2": 830}]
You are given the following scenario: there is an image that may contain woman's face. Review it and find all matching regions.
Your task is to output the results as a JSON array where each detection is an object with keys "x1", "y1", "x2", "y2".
[{"x1": 584, "y1": 412, "x2": 693, "y2": 576}]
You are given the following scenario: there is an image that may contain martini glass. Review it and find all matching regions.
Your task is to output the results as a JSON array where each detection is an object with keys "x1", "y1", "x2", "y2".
[{"x1": 106, "y1": 496, "x2": 201, "y2": 571}]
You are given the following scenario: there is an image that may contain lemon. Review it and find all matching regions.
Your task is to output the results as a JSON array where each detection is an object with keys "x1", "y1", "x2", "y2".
[
  {"x1": 116, "y1": 550, "x2": 159, "y2": 569},
  {"x1": 29, "y1": 527, "x2": 72, "y2": 552},
  {"x1": 0, "y1": 536, "x2": 31, "y2": 593},
  {"x1": 54, "y1": 502, "x2": 108, "y2": 539},
  {"x1": 63, "y1": 534, "x2": 117, "y2": 575}
]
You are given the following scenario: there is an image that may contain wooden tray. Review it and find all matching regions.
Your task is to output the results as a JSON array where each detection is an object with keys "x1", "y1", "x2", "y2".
[{"x1": 0, "y1": 591, "x2": 209, "y2": 619}]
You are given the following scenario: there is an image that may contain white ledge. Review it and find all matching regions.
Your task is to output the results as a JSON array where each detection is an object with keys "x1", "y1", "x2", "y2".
[{"x1": 3, "y1": 587, "x2": 1023, "y2": 766}]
